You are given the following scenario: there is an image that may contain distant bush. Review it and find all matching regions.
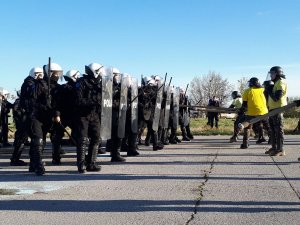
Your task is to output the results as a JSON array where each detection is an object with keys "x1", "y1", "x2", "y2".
[{"x1": 284, "y1": 96, "x2": 300, "y2": 118}]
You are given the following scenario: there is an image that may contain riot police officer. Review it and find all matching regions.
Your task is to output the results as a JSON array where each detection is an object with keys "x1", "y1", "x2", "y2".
[
  {"x1": 240, "y1": 77, "x2": 268, "y2": 149},
  {"x1": 179, "y1": 88, "x2": 190, "y2": 141},
  {"x1": 121, "y1": 77, "x2": 140, "y2": 156},
  {"x1": 10, "y1": 68, "x2": 43, "y2": 166},
  {"x1": 28, "y1": 62, "x2": 63, "y2": 175},
  {"x1": 265, "y1": 66, "x2": 288, "y2": 156},
  {"x1": 56, "y1": 70, "x2": 81, "y2": 147},
  {"x1": 109, "y1": 68, "x2": 126, "y2": 161},
  {"x1": 0, "y1": 90, "x2": 13, "y2": 147},
  {"x1": 75, "y1": 63, "x2": 102, "y2": 173},
  {"x1": 143, "y1": 77, "x2": 164, "y2": 150}
]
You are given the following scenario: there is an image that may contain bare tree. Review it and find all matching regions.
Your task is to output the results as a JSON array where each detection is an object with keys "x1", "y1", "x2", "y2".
[
  {"x1": 189, "y1": 71, "x2": 234, "y2": 106},
  {"x1": 237, "y1": 77, "x2": 249, "y2": 95}
]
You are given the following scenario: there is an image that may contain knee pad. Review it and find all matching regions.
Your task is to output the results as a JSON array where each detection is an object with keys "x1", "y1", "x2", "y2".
[{"x1": 32, "y1": 138, "x2": 43, "y2": 147}]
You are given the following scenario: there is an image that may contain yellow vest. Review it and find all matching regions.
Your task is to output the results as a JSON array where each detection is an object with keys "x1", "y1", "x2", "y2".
[
  {"x1": 231, "y1": 97, "x2": 242, "y2": 108},
  {"x1": 242, "y1": 87, "x2": 268, "y2": 116},
  {"x1": 268, "y1": 79, "x2": 288, "y2": 110}
]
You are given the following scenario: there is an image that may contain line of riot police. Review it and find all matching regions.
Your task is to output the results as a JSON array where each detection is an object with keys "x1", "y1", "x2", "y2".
[{"x1": 5, "y1": 59, "x2": 193, "y2": 175}]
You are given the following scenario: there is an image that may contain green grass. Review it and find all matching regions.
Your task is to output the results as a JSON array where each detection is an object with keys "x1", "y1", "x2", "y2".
[
  {"x1": 7, "y1": 115, "x2": 300, "y2": 138},
  {"x1": 189, "y1": 117, "x2": 299, "y2": 135}
]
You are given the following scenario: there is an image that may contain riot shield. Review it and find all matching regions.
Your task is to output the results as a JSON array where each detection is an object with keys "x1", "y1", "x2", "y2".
[
  {"x1": 183, "y1": 97, "x2": 190, "y2": 127},
  {"x1": 152, "y1": 81, "x2": 163, "y2": 131},
  {"x1": 172, "y1": 87, "x2": 180, "y2": 129},
  {"x1": 0, "y1": 87, "x2": 3, "y2": 116},
  {"x1": 163, "y1": 86, "x2": 171, "y2": 128},
  {"x1": 183, "y1": 110, "x2": 190, "y2": 127},
  {"x1": 130, "y1": 78, "x2": 139, "y2": 134},
  {"x1": 117, "y1": 74, "x2": 129, "y2": 138},
  {"x1": 100, "y1": 67, "x2": 113, "y2": 141}
]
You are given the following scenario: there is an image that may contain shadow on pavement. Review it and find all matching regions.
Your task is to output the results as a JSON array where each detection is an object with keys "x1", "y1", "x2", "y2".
[{"x1": 0, "y1": 199, "x2": 299, "y2": 213}]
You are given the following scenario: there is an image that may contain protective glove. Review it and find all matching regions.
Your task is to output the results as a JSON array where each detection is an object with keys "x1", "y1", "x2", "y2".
[{"x1": 238, "y1": 107, "x2": 246, "y2": 116}]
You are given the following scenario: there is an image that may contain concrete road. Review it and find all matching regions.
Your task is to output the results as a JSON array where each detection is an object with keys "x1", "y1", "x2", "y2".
[{"x1": 0, "y1": 135, "x2": 299, "y2": 225}]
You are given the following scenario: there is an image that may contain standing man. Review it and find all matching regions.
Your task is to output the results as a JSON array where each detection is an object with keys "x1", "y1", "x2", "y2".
[
  {"x1": 265, "y1": 66, "x2": 287, "y2": 156},
  {"x1": 208, "y1": 96, "x2": 220, "y2": 129},
  {"x1": 240, "y1": 77, "x2": 268, "y2": 149}
]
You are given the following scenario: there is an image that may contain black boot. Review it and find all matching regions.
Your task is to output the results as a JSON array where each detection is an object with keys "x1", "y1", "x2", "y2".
[
  {"x1": 175, "y1": 136, "x2": 181, "y2": 143},
  {"x1": 186, "y1": 125, "x2": 194, "y2": 140},
  {"x1": 10, "y1": 143, "x2": 27, "y2": 166},
  {"x1": 111, "y1": 154, "x2": 126, "y2": 162},
  {"x1": 111, "y1": 138, "x2": 126, "y2": 162},
  {"x1": 127, "y1": 133, "x2": 140, "y2": 156},
  {"x1": 86, "y1": 140, "x2": 101, "y2": 172},
  {"x1": 77, "y1": 137, "x2": 88, "y2": 173},
  {"x1": 152, "y1": 132, "x2": 163, "y2": 151},
  {"x1": 181, "y1": 125, "x2": 190, "y2": 141},
  {"x1": 144, "y1": 130, "x2": 151, "y2": 146},
  {"x1": 52, "y1": 144, "x2": 62, "y2": 165},
  {"x1": 240, "y1": 128, "x2": 250, "y2": 149},
  {"x1": 32, "y1": 141, "x2": 45, "y2": 176}
]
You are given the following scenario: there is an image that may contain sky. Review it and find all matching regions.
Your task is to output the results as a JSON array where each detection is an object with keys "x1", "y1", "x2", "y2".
[{"x1": 1, "y1": 0, "x2": 300, "y2": 99}]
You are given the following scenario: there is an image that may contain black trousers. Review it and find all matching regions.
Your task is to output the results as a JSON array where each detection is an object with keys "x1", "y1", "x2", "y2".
[
  {"x1": 208, "y1": 112, "x2": 219, "y2": 128},
  {"x1": 269, "y1": 112, "x2": 284, "y2": 151}
]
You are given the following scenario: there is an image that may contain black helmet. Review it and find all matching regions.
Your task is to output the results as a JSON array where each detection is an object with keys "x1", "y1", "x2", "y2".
[
  {"x1": 231, "y1": 91, "x2": 240, "y2": 99},
  {"x1": 248, "y1": 77, "x2": 260, "y2": 87},
  {"x1": 269, "y1": 66, "x2": 285, "y2": 79}
]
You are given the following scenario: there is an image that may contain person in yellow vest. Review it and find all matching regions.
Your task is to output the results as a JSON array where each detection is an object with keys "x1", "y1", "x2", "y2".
[
  {"x1": 264, "y1": 66, "x2": 287, "y2": 156},
  {"x1": 229, "y1": 91, "x2": 243, "y2": 142},
  {"x1": 240, "y1": 77, "x2": 268, "y2": 149}
]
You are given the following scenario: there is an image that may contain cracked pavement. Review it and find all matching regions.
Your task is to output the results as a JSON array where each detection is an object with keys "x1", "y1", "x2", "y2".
[{"x1": 0, "y1": 135, "x2": 300, "y2": 225}]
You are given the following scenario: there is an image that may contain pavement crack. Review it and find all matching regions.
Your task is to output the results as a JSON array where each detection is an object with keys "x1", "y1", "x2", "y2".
[
  {"x1": 184, "y1": 152, "x2": 218, "y2": 225},
  {"x1": 270, "y1": 155, "x2": 300, "y2": 200}
]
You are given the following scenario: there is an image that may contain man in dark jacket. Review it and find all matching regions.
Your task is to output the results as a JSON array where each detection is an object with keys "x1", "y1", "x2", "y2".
[{"x1": 208, "y1": 96, "x2": 220, "y2": 128}]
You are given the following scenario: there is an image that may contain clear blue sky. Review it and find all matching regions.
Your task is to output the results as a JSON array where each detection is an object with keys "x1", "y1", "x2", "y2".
[{"x1": 1, "y1": 0, "x2": 299, "y2": 98}]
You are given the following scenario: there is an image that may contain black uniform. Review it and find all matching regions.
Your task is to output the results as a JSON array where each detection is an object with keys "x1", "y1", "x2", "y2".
[
  {"x1": 184, "y1": 97, "x2": 194, "y2": 139},
  {"x1": 143, "y1": 85, "x2": 163, "y2": 150},
  {"x1": 28, "y1": 77, "x2": 57, "y2": 175},
  {"x1": 74, "y1": 74, "x2": 102, "y2": 173},
  {"x1": 53, "y1": 77, "x2": 78, "y2": 149},
  {"x1": 11, "y1": 76, "x2": 35, "y2": 165},
  {"x1": 0, "y1": 97, "x2": 13, "y2": 146},
  {"x1": 121, "y1": 86, "x2": 139, "y2": 156},
  {"x1": 137, "y1": 86, "x2": 147, "y2": 145},
  {"x1": 179, "y1": 93, "x2": 190, "y2": 141},
  {"x1": 160, "y1": 90, "x2": 169, "y2": 145},
  {"x1": 11, "y1": 97, "x2": 29, "y2": 165},
  {"x1": 109, "y1": 80, "x2": 126, "y2": 161},
  {"x1": 207, "y1": 98, "x2": 219, "y2": 128},
  {"x1": 48, "y1": 77, "x2": 65, "y2": 164}
]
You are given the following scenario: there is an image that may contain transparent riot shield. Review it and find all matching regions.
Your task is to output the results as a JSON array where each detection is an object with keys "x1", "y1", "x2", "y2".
[
  {"x1": 117, "y1": 74, "x2": 129, "y2": 138},
  {"x1": 163, "y1": 86, "x2": 171, "y2": 128},
  {"x1": 172, "y1": 87, "x2": 180, "y2": 129},
  {"x1": 152, "y1": 81, "x2": 163, "y2": 131},
  {"x1": 183, "y1": 110, "x2": 190, "y2": 127},
  {"x1": 100, "y1": 67, "x2": 113, "y2": 141},
  {"x1": 0, "y1": 87, "x2": 3, "y2": 116},
  {"x1": 183, "y1": 96, "x2": 190, "y2": 127},
  {"x1": 130, "y1": 78, "x2": 139, "y2": 134}
]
